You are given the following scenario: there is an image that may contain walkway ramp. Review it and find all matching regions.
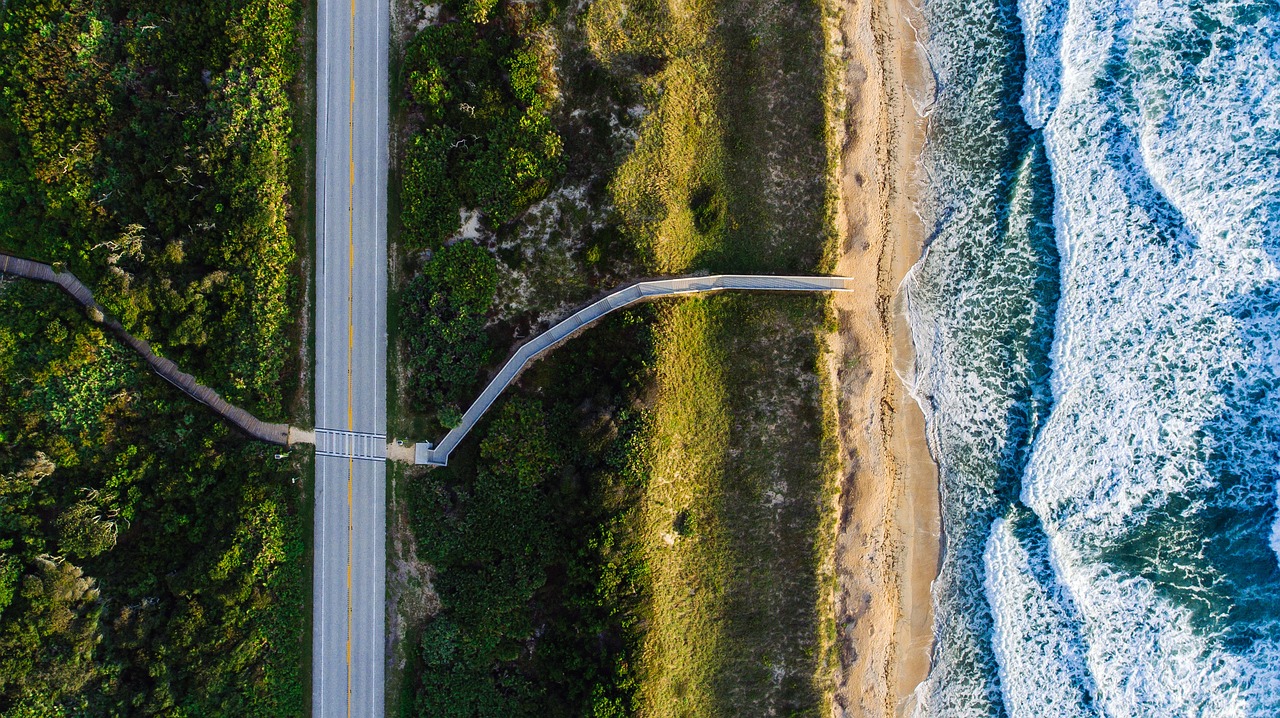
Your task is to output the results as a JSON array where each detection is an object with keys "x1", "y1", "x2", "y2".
[
  {"x1": 416, "y1": 274, "x2": 853, "y2": 466},
  {"x1": 1, "y1": 253, "x2": 292, "y2": 445}
]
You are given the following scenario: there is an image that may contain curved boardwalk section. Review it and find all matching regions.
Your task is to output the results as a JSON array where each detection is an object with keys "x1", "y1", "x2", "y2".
[
  {"x1": 416, "y1": 274, "x2": 854, "y2": 466},
  {"x1": 1, "y1": 253, "x2": 291, "y2": 445}
]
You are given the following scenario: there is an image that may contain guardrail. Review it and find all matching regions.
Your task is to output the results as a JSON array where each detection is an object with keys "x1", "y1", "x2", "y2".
[{"x1": 415, "y1": 274, "x2": 854, "y2": 466}]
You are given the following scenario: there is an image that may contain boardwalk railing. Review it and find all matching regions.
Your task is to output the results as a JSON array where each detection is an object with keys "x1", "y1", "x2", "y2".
[
  {"x1": 415, "y1": 274, "x2": 854, "y2": 466},
  {"x1": 1, "y1": 253, "x2": 291, "y2": 445}
]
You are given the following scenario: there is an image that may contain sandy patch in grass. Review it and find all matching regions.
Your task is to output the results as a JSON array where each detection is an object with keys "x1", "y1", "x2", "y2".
[
  {"x1": 386, "y1": 467, "x2": 441, "y2": 674},
  {"x1": 493, "y1": 184, "x2": 596, "y2": 323},
  {"x1": 822, "y1": 0, "x2": 940, "y2": 715},
  {"x1": 392, "y1": 0, "x2": 442, "y2": 49}
]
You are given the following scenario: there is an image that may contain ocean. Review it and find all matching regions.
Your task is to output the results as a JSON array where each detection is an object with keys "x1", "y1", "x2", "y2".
[{"x1": 901, "y1": 0, "x2": 1280, "y2": 715}]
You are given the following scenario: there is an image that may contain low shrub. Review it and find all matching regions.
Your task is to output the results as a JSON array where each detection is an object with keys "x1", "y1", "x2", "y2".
[
  {"x1": 401, "y1": 240, "x2": 499, "y2": 421},
  {"x1": 398, "y1": 14, "x2": 562, "y2": 250}
]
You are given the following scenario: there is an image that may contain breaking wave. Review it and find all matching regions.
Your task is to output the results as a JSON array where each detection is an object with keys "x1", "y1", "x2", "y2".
[{"x1": 905, "y1": 0, "x2": 1280, "y2": 714}]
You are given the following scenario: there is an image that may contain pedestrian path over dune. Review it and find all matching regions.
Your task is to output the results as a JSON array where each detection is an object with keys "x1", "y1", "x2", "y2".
[
  {"x1": 415, "y1": 274, "x2": 854, "y2": 466},
  {"x1": 1, "y1": 253, "x2": 292, "y2": 445}
]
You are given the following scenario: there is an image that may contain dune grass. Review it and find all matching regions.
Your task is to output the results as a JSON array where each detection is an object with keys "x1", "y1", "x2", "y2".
[
  {"x1": 635, "y1": 293, "x2": 838, "y2": 717},
  {"x1": 586, "y1": 0, "x2": 831, "y2": 275},
  {"x1": 584, "y1": 0, "x2": 841, "y2": 710}
]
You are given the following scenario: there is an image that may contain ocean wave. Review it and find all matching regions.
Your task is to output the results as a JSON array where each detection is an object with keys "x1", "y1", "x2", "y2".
[
  {"x1": 984, "y1": 510, "x2": 1098, "y2": 717},
  {"x1": 1014, "y1": 0, "x2": 1066, "y2": 128},
  {"x1": 902, "y1": 0, "x2": 1059, "y2": 700},
  {"x1": 1045, "y1": 532, "x2": 1280, "y2": 716},
  {"x1": 1272, "y1": 482, "x2": 1280, "y2": 566},
  {"x1": 906, "y1": 0, "x2": 1280, "y2": 712},
  {"x1": 1019, "y1": 0, "x2": 1280, "y2": 711}
]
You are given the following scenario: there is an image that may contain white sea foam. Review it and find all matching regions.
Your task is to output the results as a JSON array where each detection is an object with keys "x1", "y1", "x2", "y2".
[
  {"x1": 1050, "y1": 535, "x2": 1280, "y2": 717},
  {"x1": 1016, "y1": 0, "x2": 1280, "y2": 712},
  {"x1": 984, "y1": 516, "x2": 1098, "y2": 717},
  {"x1": 1014, "y1": 0, "x2": 1066, "y2": 128},
  {"x1": 1273, "y1": 481, "x2": 1280, "y2": 567}
]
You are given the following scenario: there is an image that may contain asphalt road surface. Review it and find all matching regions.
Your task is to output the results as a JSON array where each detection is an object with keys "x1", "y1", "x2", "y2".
[{"x1": 312, "y1": 0, "x2": 388, "y2": 714}]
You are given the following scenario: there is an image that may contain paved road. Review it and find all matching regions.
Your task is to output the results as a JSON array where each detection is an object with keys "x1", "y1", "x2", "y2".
[
  {"x1": 312, "y1": 0, "x2": 388, "y2": 714},
  {"x1": 417, "y1": 274, "x2": 854, "y2": 466}
]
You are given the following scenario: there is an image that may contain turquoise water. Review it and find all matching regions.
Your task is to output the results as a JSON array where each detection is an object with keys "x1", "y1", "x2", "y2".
[{"x1": 904, "y1": 0, "x2": 1280, "y2": 714}]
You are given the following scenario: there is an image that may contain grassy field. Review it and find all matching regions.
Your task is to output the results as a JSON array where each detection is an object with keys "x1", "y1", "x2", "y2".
[
  {"x1": 587, "y1": 0, "x2": 832, "y2": 274},
  {"x1": 588, "y1": 0, "x2": 841, "y2": 710},
  {"x1": 636, "y1": 294, "x2": 838, "y2": 717}
]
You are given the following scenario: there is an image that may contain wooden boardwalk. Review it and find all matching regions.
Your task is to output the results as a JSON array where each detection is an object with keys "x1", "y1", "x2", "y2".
[
  {"x1": 415, "y1": 274, "x2": 854, "y2": 466},
  {"x1": 1, "y1": 253, "x2": 292, "y2": 445}
]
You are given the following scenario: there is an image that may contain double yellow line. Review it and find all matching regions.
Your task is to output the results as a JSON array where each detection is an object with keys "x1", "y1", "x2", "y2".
[{"x1": 345, "y1": 0, "x2": 356, "y2": 715}]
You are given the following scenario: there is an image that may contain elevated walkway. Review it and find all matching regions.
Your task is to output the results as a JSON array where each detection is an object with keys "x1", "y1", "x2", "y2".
[
  {"x1": 415, "y1": 274, "x2": 854, "y2": 466},
  {"x1": 1, "y1": 253, "x2": 292, "y2": 445}
]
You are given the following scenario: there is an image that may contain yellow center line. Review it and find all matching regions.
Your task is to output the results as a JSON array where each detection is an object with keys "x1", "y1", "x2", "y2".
[{"x1": 346, "y1": 0, "x2": 356, "y2": 715}]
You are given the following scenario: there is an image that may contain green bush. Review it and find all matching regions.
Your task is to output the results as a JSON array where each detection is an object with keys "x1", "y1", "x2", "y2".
[
  {"x1": 398, "y1": 9, "x2": 562, "y2": 243},
  {"x1": 461, "y1": 106, "x2": 562, "y2": 224},
  {"x1": 401, "y1": 240, "x2": 498, "y2": 418},
  {"x1": 403, "y1": 312, "x2": 658, "y2": 718},
  {"x1": 402, "y1": 128, "x2": 463, "y2": 250},
  {"x1": 408, "y1": 64, "x2": 453, "y2": 119},
  {"x1": 406, "y1": 399, "x2": 557, "y2": 715},
  {"x1": 0, "y1": 0, "x2": 306, "y2": 710},
  {"x1": 459, "y1": 0, "x2": 502, "y2": 24},
  {"x1": 479, "y1": 398, "x2": 558, "y2": 487}
]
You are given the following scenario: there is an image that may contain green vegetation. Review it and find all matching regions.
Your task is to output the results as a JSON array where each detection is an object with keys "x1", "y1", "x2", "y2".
[
  {"x1": 0, "y1": 284, "x2": 305, "y2": 715},
  {"x1": 402, "y1": 308, "x2": 655, "y2": 717},
  {"x1": 0, "y1": 0, "x2": 303, "y2": 418},
  {"x1": 635, "y1": 295, "x2": 837, "y2": 715},
  {"x1": 402, "y1": 239, "x2": 498, "y2": 423},
  {"x1": 395, "y1": 0, "x2": 838, "y2": 712},
  {"x1": 0, "y1": 0, "x2": 308, "y2": 713},
  {"x1": 400, "y1": 294, "x2": 838, "y2": 717},
  {"x1": 396, "y1": 0, "x2": 566, "y2": 426},
  {"x1": 398, "y1": 12, "x2": 561, "y2": 251},
  {"x1": 586, "y1": 0, "x2": 831, "y2": 273}
]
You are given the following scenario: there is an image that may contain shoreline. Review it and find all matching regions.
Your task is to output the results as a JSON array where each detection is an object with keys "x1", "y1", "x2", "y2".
[{"x1": 826, "y1": 0, "x2": 940, "y2": 714}]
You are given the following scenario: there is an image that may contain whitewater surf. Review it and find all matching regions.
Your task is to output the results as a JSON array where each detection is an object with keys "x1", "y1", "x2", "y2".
[{"x1": 902, "y1": 0, "x2": 1280, "y2": 714}]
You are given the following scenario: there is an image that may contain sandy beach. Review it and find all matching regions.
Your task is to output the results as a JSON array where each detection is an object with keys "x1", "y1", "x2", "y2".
[{"x1": 824, "y1": 0, "x2": 940, "y2": 714}]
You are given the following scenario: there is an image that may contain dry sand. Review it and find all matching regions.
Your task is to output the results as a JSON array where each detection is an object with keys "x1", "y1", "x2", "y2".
[{"x1": 823, "y1": 0, "x2": 940, "y2": 715}]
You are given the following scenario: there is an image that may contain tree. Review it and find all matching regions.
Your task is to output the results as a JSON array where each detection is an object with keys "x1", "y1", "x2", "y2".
[
  {"x1": 55, "y1": 502, "x2": 116, "y2": 559},
  {"x1": 461, "y1": 106, "x2": 562, "y2": 224},
  {"x1": 401, "y1": 240, "x2": 498, "y2": 419},
  {"x1": 402, "y1": 128, "x2": 462, "y2": 250}
]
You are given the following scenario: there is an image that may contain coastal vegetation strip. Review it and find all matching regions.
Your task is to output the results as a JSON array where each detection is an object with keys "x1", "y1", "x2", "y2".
[
  {"x1": 636, "y1": 295, "x2": 839, "y2": 715},
  {"x1": 0, "y1": 0, "x2": 310, "y2": 713},
  {"x1": 0, "y1": 253, "x2": 291, "y2": 445},
  {"x1": 417, "y1": 274, "x2": 855, "y2": 466},
  {"x1": 391, "y1": 0, "x2": 840, "y2": 711}
]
